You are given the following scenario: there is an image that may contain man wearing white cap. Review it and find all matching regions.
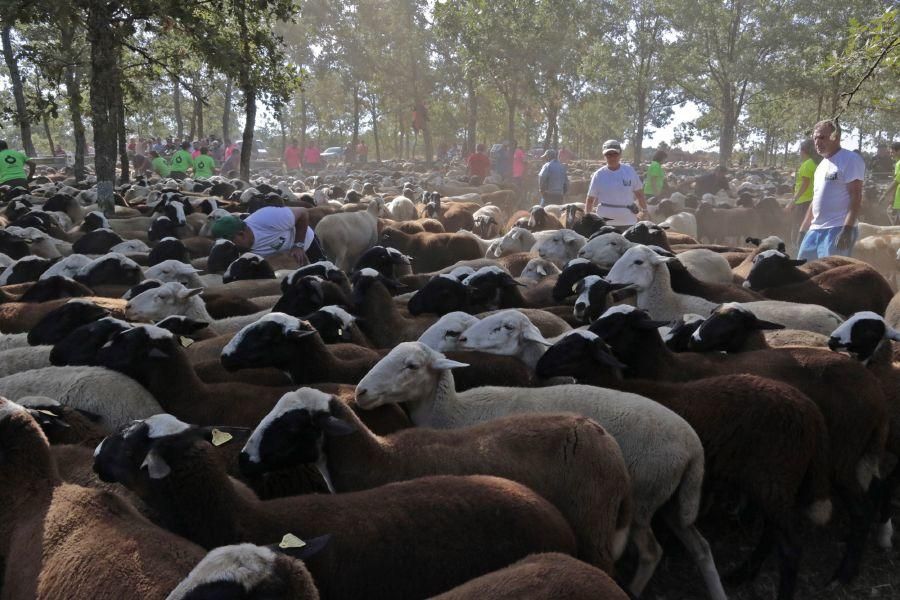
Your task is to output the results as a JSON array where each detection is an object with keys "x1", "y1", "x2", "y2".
[{"x1": 585, "y1": 140, "x2": 649, "y2": 228}]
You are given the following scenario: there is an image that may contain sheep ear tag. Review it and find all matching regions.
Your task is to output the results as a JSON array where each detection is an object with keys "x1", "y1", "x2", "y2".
[
  {"x1": 210, "y1": 429, "x2": 233, "y2": 447},
  {"x1": 179, "y1": 336, "x2": 194, "y2": 348},
  {"x1": 279, "y1": 533, "x2": 306, "y2": 550}
]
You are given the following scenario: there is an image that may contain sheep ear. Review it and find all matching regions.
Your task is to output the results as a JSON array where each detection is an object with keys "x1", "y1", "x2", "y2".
[
  {"x1": 141, "y1": 448, "x2": 171, "y2": 479},
  {"x1": 148, "y1": 347, "x2": 171, "y2": 359},
  {"x1": 745, "y1": 237, "x2": 761, "y2": 246},
  {"x1": 178, "y1": 287, "x2": 203, "y2": 299},
  {"x1": 431, "y1": 357, "x2": 469, "y2": 370},
  {"x1": 657, "y1": 223, "x2": 670, "y2": 229},
  {"x1": 537, "y1": 265, "x2": 547, "y2": 276},
  {"x1": 592, "y1": 340, "x2": 627, "y2": 369},
  {"x1": 510, "y1": 230, "x2": 521, "y2": 240},
  {"x1": 752, "y1": 319, "x2": 785, "y2": 331},
  {"x1": 522, "y1": 325, "x2": 551, "y2": 345},
  {"x1": 789, "y1": 259, "x2": 806, "y2": 266},
  {"x1": 286, "y1": 328, "x2": 316, "y2": 341},
  {"x1": 315, "y1": 413, "x2": 356, "y2": 436},
  {"x1": 886, "y1": 327, "x2": 900, "y2": 342}
]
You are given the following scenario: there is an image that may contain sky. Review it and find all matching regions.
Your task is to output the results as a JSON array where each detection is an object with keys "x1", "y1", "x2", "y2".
[{"x1": 645, "y1": 101, "x2": 716, "y2": 153}]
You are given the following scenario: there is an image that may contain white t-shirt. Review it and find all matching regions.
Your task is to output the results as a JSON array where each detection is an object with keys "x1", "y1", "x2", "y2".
[
  {"x1": 587, "y1": 164, "x2": 642, "y2": 225},
  {"x1": 810, "y1": 148, "x2": 865, "y2": 230},
  {"x1": 245, "y1": 206, "x2": 315, "y2": 256}
]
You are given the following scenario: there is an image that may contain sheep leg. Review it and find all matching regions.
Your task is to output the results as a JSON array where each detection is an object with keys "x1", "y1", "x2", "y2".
[
  {"x1": 662, "y1": 513, "x2": 727, "y2": 600},
  {"x1": 831, "y1": 485, "x2": 876, "y2": 584},
  {"x1": 627, "y1": 524, "x2": 663, "y2": 597},
  {"x1": 774, "y1": 523, "x2": 801, "y2": 600},
  {"x1": 724, "y1": 521, "x2": 775, "y2": 585}
]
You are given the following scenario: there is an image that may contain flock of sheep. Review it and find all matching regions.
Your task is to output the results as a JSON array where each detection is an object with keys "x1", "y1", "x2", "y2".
[{"x1": 1, "y1": 158, "x2": 900, "y2": 600}]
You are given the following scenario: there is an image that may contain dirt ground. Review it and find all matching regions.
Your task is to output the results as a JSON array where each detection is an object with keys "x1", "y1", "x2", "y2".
[{"x1": 640, "y1": 501, "x2": 900, "y2": 600}]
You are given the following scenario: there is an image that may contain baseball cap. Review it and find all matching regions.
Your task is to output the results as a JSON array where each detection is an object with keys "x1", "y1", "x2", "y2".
[
  {"x1": 210, "y1": 215, "x2": 245, "y2": 239},
  {"x1": 542, "y1": 149, "x2": 557, "y2": 160},
  {"x1": 602, "y1": 140, "x2": 622, "y2": 155}
]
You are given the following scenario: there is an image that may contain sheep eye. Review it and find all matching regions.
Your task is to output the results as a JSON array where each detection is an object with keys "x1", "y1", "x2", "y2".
[
  {"x1": 503, "y1": 324, "x2": 515, "y2": 331},
  {"x1": 634, "y1": 260, "x2": 644, "y2": 265},
  {"x1": 611, "y1": 242, "x2": 617, "y2": 246},
  {"x1": 445, "y1": 331, "x2": 460, "y2": 338},
  {"x1": 405, "y1": 363, "x2": 419, "y2": 370},
  {"x1": 493, "y1": 326, "x2": 502, "y2": 333}
]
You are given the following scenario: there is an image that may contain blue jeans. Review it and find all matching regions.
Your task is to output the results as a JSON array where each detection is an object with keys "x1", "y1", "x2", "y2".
[{"x1": 798, "y1": 226, "x2": 858, "y2": 260}]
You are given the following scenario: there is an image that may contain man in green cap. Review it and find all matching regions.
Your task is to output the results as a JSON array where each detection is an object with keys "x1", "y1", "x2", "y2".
[
  {"x1": 193, "y1": 146, "x2": 216, "y2": 179},
  {"x1": 211, "y1": 206, "x2": 324, "y2": 265},
  {"x1": 0, "y1": 140, "x2": 36, "y2": 188},
  {"x1": 170, "y1": 141, "x2": 194, "y2": 180}
]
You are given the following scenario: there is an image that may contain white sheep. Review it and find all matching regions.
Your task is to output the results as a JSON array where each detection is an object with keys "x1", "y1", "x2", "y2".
[
  {"x1": 418, "y1": 312, "x2": 480, "y2": 352},
  {"x1": 144, "y1": 260, "x2": 204, "y2": 288},
  {"x1": 519, "y1": 257, "x2": 561, "y2": 284},
  {"x1": 0, "y1": 346, "x2": 52, "y2": 377},
  {"x1": 607, "y1": 245, "x2": 845, "y2": 334},
  {"x1": 658, "y1": 212, "x2": 698, "y2": 238},
  {"x1": 386, "y1": 195, "x2": 418, "y2": 220},
  {"x1": 356, "y1": 342, "x2": 725, "y2": 600},
  {"x1": 458, "y1": 309, "x2": 552, "y2": 369},
  {"x1": 39, "y1": 254, "x2": 93, "y2": 281},
  {"x1": 315, "y1": 199, "x2": 383, "y2": 271},
  {"x1": 0, "y1": 366, "x2": 163, "y2": 428},
  {"x1": 488, "y1": 227, "x2": 536, "y2": 258},
  {"x1": 125, "y1": 281, "x2": 269, "y2": 335},
  {"x1": 0, "y1": 333, "x2": 29, "y2": 351},
  {"x1": 531, "y1": 229, "x2": 586, "y2": 268}
]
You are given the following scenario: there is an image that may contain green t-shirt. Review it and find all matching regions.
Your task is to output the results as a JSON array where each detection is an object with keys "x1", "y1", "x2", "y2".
[
  {"x1": 794, "y1": 158, "x2": 816, "y2": 204},
  {"x1": 0, "y1": 149, "x2": 29, "y2": 183},
  {"x1": 893, "y1": 159, "x2": 900, "y2": 209},
  {"x1": 193, "y1": 155, "x2": 216, "y2": 179},
  {"x1": 151, "y1": 156, "x2": 170, "y2": 177},
  {"x1": 643, "y1": 161, "x2": 664, "y2": 196},
  {"x1": 170, "y1": 149, "x2": 194, "y2": 173}
]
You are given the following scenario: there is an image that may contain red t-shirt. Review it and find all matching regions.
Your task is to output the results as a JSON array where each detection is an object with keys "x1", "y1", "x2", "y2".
[
  {"x1": 283, "y1": 146, "x2": 301, "y2": 170},
  {"x1": 467, "y1": 152, "x2": 491, "y2": 178}
]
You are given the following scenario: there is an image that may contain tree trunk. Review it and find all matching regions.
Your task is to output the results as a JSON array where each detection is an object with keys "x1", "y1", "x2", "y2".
[
  {"x1": 466, "y1": 77, "x2": 477, "y2": 156},
  {"x1": 222, "y1": 78, "x2": 232, "y2": 142},
  {"x1": 718, "y1": 86, "x2": 736, "y2": 167},
  {"x1": 299, "y1": 91, "x2": 307, "y2": 151},
  {"x1": 196, "y1": 94, "x2": 204, "y2": 139},
  {"x1": 504, "y1": 89, "x2": 517, "y2": 147},
  {"x1": 632, "y1": 89, "x2": 646, "y2": 163},
  {"x1": 42, "y1": 115, "x2": 54, "y2": 154},
  {"x1": 87, "y1": 1, "x2": 117, "y2": 214},
  {"x1": 60, "y1": 12, "x2": 87, "y2": 181},
  {"x1": 2, "y1": 26, "x2": 36, "y2": 156},
  {"x1": 352, "y1": 83, "x2": 360, "y2": 147},
  {"x1": 370, "y1": 95, "x2": 381, "y2": 162},
  {"x1": 116, "y1": 81, "x2": 129, "y2": 183},
  {"x1": 173, "y1": 75, "x2": 184, "y2": 139},
  {"x1": 543, "y1": 104, "x2": 560, "y2": 151},
  {"x1": 240, "y1": 86, "x2": 255, "y2": 181}
]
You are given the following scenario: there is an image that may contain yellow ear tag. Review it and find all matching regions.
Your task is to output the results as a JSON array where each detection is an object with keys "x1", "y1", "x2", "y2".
[
  {"x1": 35, "y1": 409, "x2": 58, "y2": 416},
  {"x1": 279, "y1": 533, "x2": 307, "y2": 549},
  {"x1": 179, "y1": 336, "x2": 195, "y2": 348},
  {"x1": 211, "y1": 429, "x2": 233, "y2": 446}
]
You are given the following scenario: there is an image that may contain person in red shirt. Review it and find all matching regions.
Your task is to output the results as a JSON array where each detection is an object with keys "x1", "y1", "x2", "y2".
[
  {"x1": 467, "y1": 143, "x2": 491, "y2": 184},
  {"x1": 304, "y1": 143, "x2": 321, "y2": 170},
  {"x1": 283, "y1": 138, "x2": 302, "y2": 173}
]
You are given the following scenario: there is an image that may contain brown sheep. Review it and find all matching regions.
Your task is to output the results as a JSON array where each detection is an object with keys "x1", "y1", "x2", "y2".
[{"x1": 379, "y1": 227, "x2": 483, "y2": 273}]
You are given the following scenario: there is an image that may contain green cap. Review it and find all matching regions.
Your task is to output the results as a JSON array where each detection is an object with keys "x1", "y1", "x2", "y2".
[{"x1": 210, "y1": 215, "x2": 245, "y2": 239}]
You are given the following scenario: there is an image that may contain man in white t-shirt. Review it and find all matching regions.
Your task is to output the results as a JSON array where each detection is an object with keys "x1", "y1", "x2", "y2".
[
  {"x1": 585, "y1": 140, "x2": 649, "y2": 228},
  {"x1": 797, "y1": 120, "x2": 865, "y2": 260},
  {"x1": 211, "y1": 206, "x2": 322, "y2": 265}
]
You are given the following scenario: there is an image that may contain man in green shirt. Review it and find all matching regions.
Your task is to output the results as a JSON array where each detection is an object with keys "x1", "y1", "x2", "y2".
[
  {"x1": 150, "y1": 150, "x2": 170, "y2": 178},
  {"x1": 170, "y1": 141, "x2": 194, "y2": 180},
  {"x1": 643, "y1": 150, "x2": 666, "y2": 198},
  {"x1": 0, "y1": 140, "x2": 36, "y2": 188},
  {"x1": 786, "y1": 139, "x2": 817, "y2": 248},
  {"x1": 193, "y1": 147, "x2": 216, "y2": 179}
]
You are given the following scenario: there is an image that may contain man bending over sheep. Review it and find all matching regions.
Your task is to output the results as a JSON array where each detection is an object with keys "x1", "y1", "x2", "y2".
[{"x1": 211, "y1": 206, "x2": 324, "y2": 266}]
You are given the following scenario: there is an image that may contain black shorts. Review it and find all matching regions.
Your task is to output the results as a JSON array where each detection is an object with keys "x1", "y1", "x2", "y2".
[
  {"x1": 2, "y1": 178, "x2": 28, "y2": 189},
  {"x1": 306, "y1": 236, "x2": 326, "y2": 263}
]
